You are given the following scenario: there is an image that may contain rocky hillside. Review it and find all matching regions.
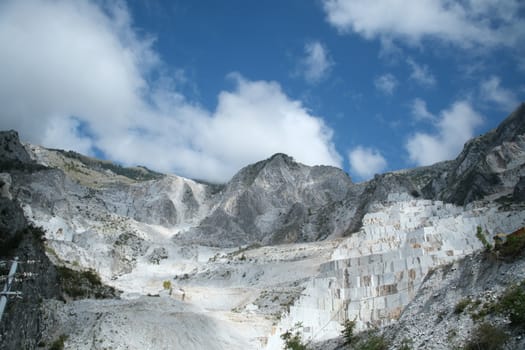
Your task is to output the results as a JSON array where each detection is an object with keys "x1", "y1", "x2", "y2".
[
  {"x1": 177, "y1": 153, "x2": 358, "y2": 246},
  {"x1": 0, "y1": 103, "x2": 523, "y2": 349}
]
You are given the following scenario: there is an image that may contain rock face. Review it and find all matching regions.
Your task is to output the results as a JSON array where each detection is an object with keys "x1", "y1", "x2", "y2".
[
  {"x1": 422, "y1": 103, "x2": 525, "y2": 204},
  {"x1": 0, "y1": 165, "x2": 62, "y2": 350},
  {"x1": 0, "y1": 130, "x2": 31, "y2": 163},
  {"x1": 177, "y1": 153, "x2": 356, "y2": 246}
]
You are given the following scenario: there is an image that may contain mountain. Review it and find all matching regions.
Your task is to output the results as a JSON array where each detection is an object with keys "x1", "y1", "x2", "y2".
[
  {"x1": 176, "y1": 153, "x2": 357, "y2": 246},
  {"x1": 0, "y1": 103, "x2": 524, "y2": 349}
]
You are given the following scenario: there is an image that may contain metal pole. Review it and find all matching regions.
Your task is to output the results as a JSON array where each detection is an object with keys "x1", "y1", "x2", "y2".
[{"x1": 0, "y1": 257, "x2": 19, "y2": 321}]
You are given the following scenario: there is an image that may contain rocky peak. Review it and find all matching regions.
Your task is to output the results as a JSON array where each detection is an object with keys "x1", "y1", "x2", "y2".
[
  {"x1": 434, "y1": 102, "x2": 525, "y2": 204},
  {"x1": 177, "y1": 154, "x2": 355, "y2": 246},
  {"x1": 227, "y1": 153, "x2": 302, "y2": 189},
  {"x1": 0, "y1": 130, "x2": 32, "y2": 163}
]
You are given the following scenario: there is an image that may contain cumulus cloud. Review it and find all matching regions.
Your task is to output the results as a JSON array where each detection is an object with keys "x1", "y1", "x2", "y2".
[
  {"x1": 479, "y1": 76, "x2": 519, "y2": 112},
  {"x1": 407, "y1": 58, "x2": 436, "y2": 87},
  {"x1": 348, "y1": 146, "x2": 387, "y2": 179},
  {"x1": 0, "y1": 0, "x2": 342, "y2": 183},
  {"x1": 411, "y1": 98, "x2": 435, "y2": 121},
  {"x1": 322, "y1": 0, "x2": 525, "y2": 49},
  {"x1": 374, "y1": 74, "x2": 398, "y2": 95},
  {"x1": 299, "y1": 41, "x2": 334, "y2": 83},
  {"x1": 406, "y1": 101, "x2": 484, "y2": 166}
]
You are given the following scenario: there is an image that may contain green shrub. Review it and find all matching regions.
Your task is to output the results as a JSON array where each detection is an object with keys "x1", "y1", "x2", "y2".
[
  {"x1": 357, "y1": 334, "x2": 388, "y2": 350},
  {"x1": 49, "y1": 334, "x2": 68, "y2": 350},
  {"x1": 476, "y1": 226, "x2": 491, "y2": 250},
  {"x1": 56, "y1": 266, "x2": 115, "y2": 299},
  {"x1": 496, "y1": 232, "x2": 525, "y2": 259},
  {"x1": 163, "y1": 280, "x2": 172, "y2": 290},
  {"x1": 454, "y1": 298, "x2": 471, "y2": 314},
  {"x1": 341, "y1": 319, "x2": 356, "y2": 345},
  {"x1": 464, "y1": 323, "x2": 507, "y2": 350},
  {"x1": 281, "y1": 323, "x2": 307, "y2": 350},
  {"x1": 399, "y1": 338, "x2": 413, "y2": 350},
  {"x1": 498, "y1": 282, "x2": 525, "y2": 328}
]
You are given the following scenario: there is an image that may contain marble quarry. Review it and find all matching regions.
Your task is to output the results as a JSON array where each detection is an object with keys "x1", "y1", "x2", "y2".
[{"x1": 266, "y1": 193, "x2": 525, "y2": 348}]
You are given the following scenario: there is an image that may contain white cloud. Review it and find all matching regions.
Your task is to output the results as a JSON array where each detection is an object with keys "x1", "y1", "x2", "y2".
[
  {"x1": 299, "y1": 41, "x2": 334, "y2": 84},
  {"x1": 407, "y1": 58, "x2": 436, "y2": 87},
  {"x1": 479, "y1": 76, "x2": 519, "y2": 112},
  {"x1": 411, "y1": 98, "x2": 435, "y2": 121},
  {"x1": 374, "y1": 74, "x2": 398, "y2": 95},
  {"x1": 406, "y1": 101, "x2": 484, "y2": 166},
  {"x1": 348, "y1": 146, "x2": 387, "y2": 179},
  {"x1": 0, "y1": 0, "x2": 342, "y2": 183},
  {"x1": 322, "y1": 0, "x2": 525, "y2": 49}
]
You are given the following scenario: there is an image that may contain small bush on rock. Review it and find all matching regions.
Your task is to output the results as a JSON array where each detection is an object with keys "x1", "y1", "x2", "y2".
[
  {"x1": 49, "y1": 334, "x2": 68, "y2": 350},
  {"x1": 464, "y1": 323, "x2": 507, "y2": 350},
  {"x1": 341, "y1": 319, "x2": 356, "y2": 345},
  {"x1": 357, "y1": 334, "x2": 388, "y2": 350},
  {"x1": 281, "y1": 323, "x2": 307, "y2": 350},
  {"x1": 496, "y1": 229, "x2": 525, "y2": 259},
  {"x1": 399, "y1": 337, "x2": 413, "y2": 350},
  {"x1": 475, "y1": 226, "x2": 491, "y2": 250},
  {"x1": 498, "y1": 282, "x2": 525, "y2": 329},
  {"x1": 163, "y1": 280, "x2": 172, "y2": 290},
  {"x1": 454, "y1": 298, "x2": 471, "y2": 314}
]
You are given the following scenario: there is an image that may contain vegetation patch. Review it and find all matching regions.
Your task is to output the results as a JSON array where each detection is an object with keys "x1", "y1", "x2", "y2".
[
  {"x1": 463, "y1": 323, "x2": 507, "y2": 350},
  {"x1": 57, "y1": 266, "x2": 119, "y2": 299},
  {"x1": 281, "y1": 323, "x2": 307, "y2": 350},
  {"x1": 454, "y1": 298, "x2": 471, "y2": 315},
  {"x1": 55, "y1": 149, "x2": 164, "y2": 181},
  {"x1": 475, "y1": 226, "x2": 491, "y2": 250},
  {"x1": 355, "y1": 333, "x2": 389, "y2": 350},
  {"x1": 0, "y1": 224, "x2": 46, "y2": 257},
  {"x1": 49, "y1": 334, "x2": 68, "y2": 350},
  {"x1": 341, "y1": 319, "x2": 356, "y2": 346},
  {"x1": 162, "y1": 280, "x2": 172, "y2": 291},
  {"x1": 497, "y1": 282, "x2": 525, "y2": 329},
  {"x1": 398, "y1": 338, "x2": 413, "y2": 350},
  {"x1": 495, "y1": 227, "x2": 525, "y2": 260},
  {"x1": 469, "y1": 280, "x2": 525, "y2": 329}
]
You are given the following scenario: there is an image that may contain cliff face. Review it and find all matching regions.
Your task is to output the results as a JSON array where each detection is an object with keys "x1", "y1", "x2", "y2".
[{"x1": 0, "y1": 141, "x2": 61, "y2": 350}]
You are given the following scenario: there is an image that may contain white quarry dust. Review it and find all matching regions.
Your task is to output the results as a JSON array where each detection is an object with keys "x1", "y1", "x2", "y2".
[{"x1": 39, "y1": 208, "x2": 339, "y2": 350}]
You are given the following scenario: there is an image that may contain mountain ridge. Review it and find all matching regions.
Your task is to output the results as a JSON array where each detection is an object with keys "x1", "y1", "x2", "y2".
[{"x1": 0, "y1": 103, "x2": 524, "y2": 349}]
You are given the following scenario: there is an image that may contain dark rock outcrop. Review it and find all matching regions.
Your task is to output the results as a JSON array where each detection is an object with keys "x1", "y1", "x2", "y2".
[
  {"x1": 0, "y1": 130, "x2": 31, "y2": 163},
  {"x1": 513, "y1": 176, "x2": 525, "y2": 202},
  {"x1": 0, "y1": 201, "x2": 62, "y2": 350}
]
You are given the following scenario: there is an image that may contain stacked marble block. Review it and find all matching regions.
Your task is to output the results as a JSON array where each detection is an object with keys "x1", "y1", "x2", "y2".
[{"x1": 268, "y1": 197, "x2": 489, "y2": 348}]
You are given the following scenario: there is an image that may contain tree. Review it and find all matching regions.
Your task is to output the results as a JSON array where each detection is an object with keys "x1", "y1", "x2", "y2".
[
  {"x1": 341, "y1": 319, "x2": 356, "y2": 346},
  {"x1": 281, "y1": 323, "x2": 307, "y2": 350}
]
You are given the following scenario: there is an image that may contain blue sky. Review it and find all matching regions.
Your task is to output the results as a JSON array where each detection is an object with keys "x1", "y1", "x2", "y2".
[{"x1": 0, "y1": 0, "x2": 523, "y2": 182}]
